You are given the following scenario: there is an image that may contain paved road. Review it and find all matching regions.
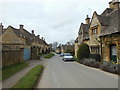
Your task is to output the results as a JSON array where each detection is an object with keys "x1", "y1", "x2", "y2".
[
  {"x1": 2, "y1": 59, "x2": 48, "y2": 88},
  {"x1": 37, "y1": 53, "x2": 118, "y2": 88}
]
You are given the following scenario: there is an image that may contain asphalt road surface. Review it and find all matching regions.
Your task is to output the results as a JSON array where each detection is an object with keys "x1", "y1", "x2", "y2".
[{"x1": 37, "y1": 53, "x2": 118, "y2": 88}]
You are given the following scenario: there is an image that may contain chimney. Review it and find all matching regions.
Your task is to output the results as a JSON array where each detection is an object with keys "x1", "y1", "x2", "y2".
[
  {"x1": 85, "y1": 15, "x2": 90, "y2": 24},
  {"x1": 67, "y1": 42, "x2": 70, "y2": 45},
  {"x1": 41, "y1": 37, "x2": 44, "y2": 40},
  {"x1": 109, "y1": 1, "x2": 114, "y2": 9},
  {"x1": 32, "y1": 30, "x2": 34, "y2": 35},
  {"x1": 0, "y1": 23, "x2": 3, "y2": 32},
  {"x1": 113, "y1": 1, "x2": 120, "y2": 10},
  {"x1": 109, "y1": 0, "x2": 120, "y2": 10},
  {"x1": 19, "y1": 24, "x2": 24, "y2": 30},
  {"x1": 37, "y1": 35, "x2": 40, "y2": 38}
]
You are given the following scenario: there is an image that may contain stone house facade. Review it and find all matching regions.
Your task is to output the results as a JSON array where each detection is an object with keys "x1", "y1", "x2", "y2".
[
  {"x1": 0, "y1": 24, "x2": 49, "y2": 67},
  {"x1": 74, "y1": 15, "x2": 90, "y2": 58},
  {"x1": 75, "y1": 0, "x2": 120, "y2": 63},
  {"x1": 60, "y1": 42, "x2": 74, "y2": 55}
]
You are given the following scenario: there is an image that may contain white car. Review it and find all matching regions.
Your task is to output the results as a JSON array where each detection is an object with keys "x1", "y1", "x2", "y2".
[{"x1": 62, "y1": 53, "x2": 74, "y2": 61}]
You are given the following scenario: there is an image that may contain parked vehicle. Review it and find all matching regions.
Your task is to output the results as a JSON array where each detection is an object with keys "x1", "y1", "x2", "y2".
[
  {"x1": 62, "y1": 53, "x2": 74, "y2": 61},
  {"x1": 60, "y1": 53, "x2": 64, "y2": 57}
]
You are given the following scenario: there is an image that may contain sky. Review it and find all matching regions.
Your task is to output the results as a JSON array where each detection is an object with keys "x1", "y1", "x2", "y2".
[{"x1": 0, "y1": 0, "x2": 110, "y2": 44}]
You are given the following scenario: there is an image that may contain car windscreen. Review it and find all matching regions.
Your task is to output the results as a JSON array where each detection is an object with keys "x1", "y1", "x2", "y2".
[{"x1": 64, "y1": 53, "x2": 71, "y2": 56}]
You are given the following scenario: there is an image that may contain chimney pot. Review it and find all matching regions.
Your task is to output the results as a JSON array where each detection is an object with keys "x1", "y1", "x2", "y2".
[
  {"x1": 32, "y1": 30, "x2": 34, "y2": 35},
  {"x1": 37, "y1": 35, "x2": 40, "y2": 38},
  {"x1": 85, "y1": 15, "x2": 90, "y2": 24},
  {"x1": 20, "y1": 24, "x2": 24, "y2": 30},
  {"x1": 0, "y1": 23, "x2": 3, "y2": 32},
  {"x1": 41, "y1": 37, "x2": 44, "y2": 40}
]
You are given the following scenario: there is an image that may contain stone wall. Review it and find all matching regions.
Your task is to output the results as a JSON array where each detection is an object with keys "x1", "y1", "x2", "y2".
[
  {"x1": 2, "y1": 49, "x2": 24, "y2": 67},
  {"x1": 101, "y1": 33, "x2": 120, "y2": 63},
  {"x1": 74, "y1": 42, "x2": 78, "y2": 58}
]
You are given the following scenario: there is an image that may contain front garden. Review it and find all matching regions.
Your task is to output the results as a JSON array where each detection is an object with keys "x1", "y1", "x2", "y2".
[{"x1": 76, "y1": 43, "x2": 119, "y2": 75}]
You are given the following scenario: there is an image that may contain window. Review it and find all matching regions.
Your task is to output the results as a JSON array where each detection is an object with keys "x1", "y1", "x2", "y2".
[
  {"x1": 92, "y1": 27, "x2": 98, "y2": 35},
  {"x1": 110, "y1": 45, "x2": 117, "y2": 63},
  {"x1": 91, "y1": 46, "x2": 99, "y2": 54}
]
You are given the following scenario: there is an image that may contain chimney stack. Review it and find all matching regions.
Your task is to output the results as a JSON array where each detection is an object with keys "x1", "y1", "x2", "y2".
[
  {"x1": 109, "y1": 0, "x2": 120, "y2": 10},
  {"x1": 0, "y1": 23, "x2": 3, "y2": 32},
  {"x1": 19, "y1": 24, "x2": 24, "y2": 30},
  {"x1": 85, "y1": 15, "x2": 90, "y2": 24},
  {"x1": 32, "y1": 30, "x2": 34, "y2": 35},
  {"x1": 37, "y1": 35, "x2": 40, "y2": 38},
  {"x1": 113, "y1": 1, "x2": 120, "y2": 9},
  {"x1": 41, "y1": 37, "x2": 44, "y2": 40}
]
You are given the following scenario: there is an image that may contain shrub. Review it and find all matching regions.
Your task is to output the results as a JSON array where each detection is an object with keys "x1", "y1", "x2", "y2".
[
  {"x1": 100, "y1": 61, "x2": 119, "y2": 74},
  {"x1": 77, "y1": 43, "x2": 90, "y2": 60},
  {"x1": 89, "y1": 54, "x2": 100, "y2": 62},
  {"x1": 81, "y1": 58, "x2": 101, "y2": 68},
  {"x1": 100, "y1": 61, "x2": 109, "y2": 71},
  {"x1": 108, "y1": 63, "x2": 118, "y2": 73}
]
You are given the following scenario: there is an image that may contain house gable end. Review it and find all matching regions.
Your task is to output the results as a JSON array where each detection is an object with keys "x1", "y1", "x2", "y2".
[{"x1": 1, "y1": 26, "x2": 25, "y2": 44}]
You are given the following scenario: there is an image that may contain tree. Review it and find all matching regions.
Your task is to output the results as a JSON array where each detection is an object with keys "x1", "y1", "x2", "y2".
[
  {"x1": 52, "y1": 42, "x2": 58, "y2": 50},
  {"x1": 77, "y1": 43, "x2": 90, "y2": 60}
]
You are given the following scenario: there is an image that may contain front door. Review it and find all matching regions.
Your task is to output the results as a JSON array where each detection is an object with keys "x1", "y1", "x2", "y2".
[
  {"x1": 110, "y1": 45, "x2": 117, "y2": 63},
  {"x1": 24, "y1": 48, "x2": 31, "y2": 61}
]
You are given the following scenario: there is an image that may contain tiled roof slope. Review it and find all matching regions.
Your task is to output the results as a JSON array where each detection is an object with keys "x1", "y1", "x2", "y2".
[
  {"x1": 2, "y1": 25, "x2": 48, "y2": 45},
  {"x1": 100, "y1": 8, "x2": 120, "y2": 36},
  {"x1": 79, "y1": 23, "x2": 90, "y2": 40}
]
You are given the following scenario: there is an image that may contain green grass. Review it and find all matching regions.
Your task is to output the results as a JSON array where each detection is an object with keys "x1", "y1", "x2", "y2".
[
  {"x1": 12, "y1": 65, "x2": 44, "y2": 88},
  {"x1": 2, "y1": 62, "x2": 28, "y2": 81},
  {"x1": 44, "y1": 53, "x2": 54, "y2": 59}
]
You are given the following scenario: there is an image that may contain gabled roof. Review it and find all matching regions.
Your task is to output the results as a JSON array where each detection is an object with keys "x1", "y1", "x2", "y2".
[
  {"x1": 97, "y1": 15, "x2": 110, "y2": 26},
  {"x1": 79, "y1": 23, "x2": 90, "y2": 40},
  {"x1": 2, "y1": 25, "x2": 49, "y2": 46},
  {"x1": 100, "y1": 8, "x2": 120, "y2": 36},
  {"x1": 90, "y1": 7, "x2": 120, "y2": 36},
  {"x1": 74, "y1": 37, "x2": 78, "y2": 43},
  {"x1": 101, "y1": 8, "x2": 113, "y2": 16}
]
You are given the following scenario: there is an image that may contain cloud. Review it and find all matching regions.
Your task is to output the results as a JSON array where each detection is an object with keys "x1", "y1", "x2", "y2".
[{"x1": 0, "y1": 0, "x2": 109, "y2": 44}]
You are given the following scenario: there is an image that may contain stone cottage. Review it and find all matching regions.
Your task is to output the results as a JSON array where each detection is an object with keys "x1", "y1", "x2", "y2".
[
  {"x1": 74, "y1": 15, "x2": 90, "y2": 58},
  {"x1": 0, "y1": 24, "x2": 49, "y2": 67},
  {"x1": 99, "y1": 0, "x2": 120, "y2": 63},
  {"x1": 75, "y1": 0, "x2": 120, "y2": 63}
]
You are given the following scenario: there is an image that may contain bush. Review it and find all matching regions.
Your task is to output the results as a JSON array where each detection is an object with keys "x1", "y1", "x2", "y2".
[
  {"x1": 81, "y1": 58, "x2": 101, "y2": 68},
  {"x1": 77, "y1": 43, "x2": 90, "y2": 60},
  {"x1": 89, "y1": 54, "x2": 100, "y2": 62},
  {"x1": 100, "y1": 61, "x2": 109, "y2": 71},
  {"x1": 100, "y1": 61, "x2": 119, "y2": 74}
]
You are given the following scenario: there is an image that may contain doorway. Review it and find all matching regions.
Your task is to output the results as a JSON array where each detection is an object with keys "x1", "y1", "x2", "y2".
[{"x1": 110, "y1": 44, "x2": 117, "y2": 63}]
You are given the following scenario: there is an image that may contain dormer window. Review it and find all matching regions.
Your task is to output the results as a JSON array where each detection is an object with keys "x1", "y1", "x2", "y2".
[{"x1": 92, "y1": 27, "x2": 98, "y2": 35}]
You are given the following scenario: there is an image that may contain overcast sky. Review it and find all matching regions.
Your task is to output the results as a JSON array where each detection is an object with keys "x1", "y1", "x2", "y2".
[{"x1": 0, "y1": 0, "x2": 110, "y2": 44}]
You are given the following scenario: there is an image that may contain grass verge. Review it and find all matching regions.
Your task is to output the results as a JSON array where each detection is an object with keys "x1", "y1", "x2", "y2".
[
  {"x1": 12, "y1": 65, "x2": 44, "y2": 88},
  {"x1": 44, "y1": 53, "x2": 54, "y2": 59},
  {"x1": 2, "y1": 62, "x2": 28, "y2": 81}
]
